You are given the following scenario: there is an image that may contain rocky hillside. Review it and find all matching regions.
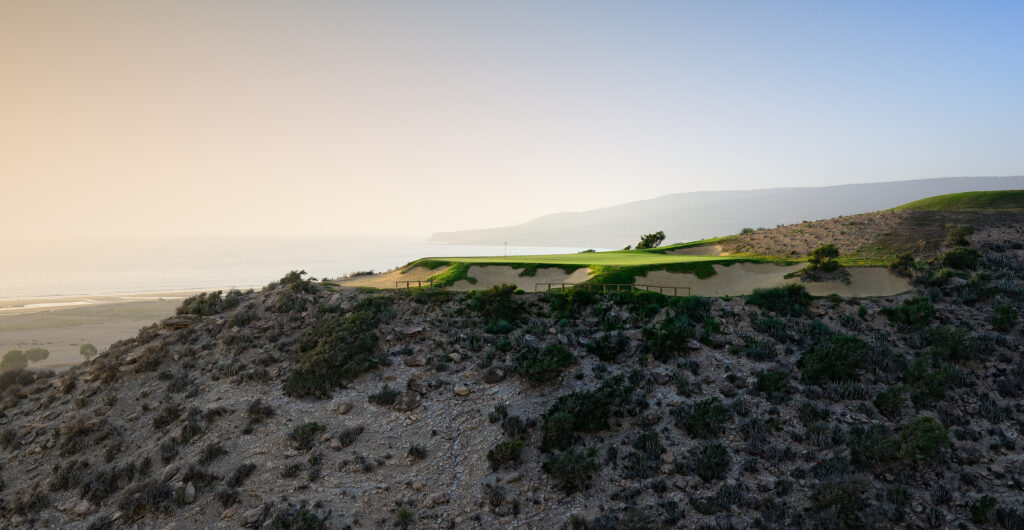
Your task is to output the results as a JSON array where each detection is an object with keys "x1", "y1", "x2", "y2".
[
  {"x1": 716, "y1": 208, "x2": 1024, "y2": 264},
  {"x1": 0, "y1": 226, "x2": 1022, "y2": 529}
]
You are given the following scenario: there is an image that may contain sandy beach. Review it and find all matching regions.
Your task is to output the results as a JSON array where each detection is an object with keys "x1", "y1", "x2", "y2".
[{"x1": 0, "y1": 291, "x2": 205, "y2": 371}]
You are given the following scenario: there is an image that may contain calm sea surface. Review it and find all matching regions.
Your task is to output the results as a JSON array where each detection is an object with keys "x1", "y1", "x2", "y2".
[{"x1": 0, "y1": 237, "x2": 592, "y2": 300}]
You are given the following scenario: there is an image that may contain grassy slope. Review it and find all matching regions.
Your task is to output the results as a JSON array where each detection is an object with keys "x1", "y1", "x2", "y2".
[
  {"x1": 892, "y1": 190, "x2": 1024, "y2": 211},
  {"x1": 405, "y1": 250, "x2": 794, "y2": 286}
]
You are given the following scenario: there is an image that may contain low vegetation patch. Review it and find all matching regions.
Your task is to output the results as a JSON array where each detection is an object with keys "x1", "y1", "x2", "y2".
[
  {"x1": 673, "y1": 397, "x2": 731, "y2": 438},
  {"x1": 881, "y1": 296, "x2": 936, "y2": 331},
  {"x1": 367, "y1": 384, "x2": 400, "y2": 406},
  {"x1": 291, "y1": 422, "x2": 326, "y2": 451},
  {"x1": 487, "y1": 438, "x2": 526, "y2": 470},
  {"x1": 897, "y1": 416, "x2": 950, "y2": 467},
  {"x1": 541, "y1": 375, "x2": 633, "y2": 450},
  {"x1": 686, "y1": 442, "x2": 731, "y2": 482},
  {"x1": 515, "y1": 344, "x2": 574, "y2": 383},
  {"x1": 284, "y1": 296, "x2": 391, "y2": 398},
  {"x1": 542, "y1": 448, "x2": 601, "y2": 494},
  {"x1": 745, "y1": 284, "x2": 812, "y2": 317},
  {"x1": 798, "y1": 333, "x2": 868, "y2": 385}
]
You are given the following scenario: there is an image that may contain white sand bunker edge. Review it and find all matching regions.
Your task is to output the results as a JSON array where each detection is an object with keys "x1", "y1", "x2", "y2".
[
  {"x1": 637, "y1": 263, "x2": 911, "y2": 297},
  {"x1": 451, "y1": 265, "x2": 592, "y2": 292}
]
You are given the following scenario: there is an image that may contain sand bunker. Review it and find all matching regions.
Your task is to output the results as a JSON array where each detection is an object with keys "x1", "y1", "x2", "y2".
[
  {"x1": 802, "y1": 268, "x2": 912, "y2": 297},
  {"x1": 636, "y1": 263, "x2": 911, "y2": 297},
  {"x1": 637, "y1": 263, "x2": 804, "y2": 297},
  {"x1": 338, "y1": 262, "x2": 910, "y2": 298},
  {"x1": 333, "y1": 266, "x2": 448, "y2": 289},
  {"x1": 451, "y1": 266, "x2": 592, "y2": 292}
]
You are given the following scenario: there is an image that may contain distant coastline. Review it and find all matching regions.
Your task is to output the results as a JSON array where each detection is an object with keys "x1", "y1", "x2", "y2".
[{"x1": 0, "y1": 237, "x2": 589, "y2": 300}]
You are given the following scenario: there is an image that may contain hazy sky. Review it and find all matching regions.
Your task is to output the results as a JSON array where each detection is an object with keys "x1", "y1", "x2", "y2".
[{"x1": 2, "y1": 1, "x2": 1022, "y2": 239}]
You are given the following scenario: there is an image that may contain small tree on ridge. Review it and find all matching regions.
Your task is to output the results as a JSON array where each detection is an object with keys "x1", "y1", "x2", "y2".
[{"x1": 636, "y1": 231, "x2": 666, "y2": 250}]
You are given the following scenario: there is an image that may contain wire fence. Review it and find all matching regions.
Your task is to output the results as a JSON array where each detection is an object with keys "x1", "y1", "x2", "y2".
[{"x1": 395, "y1": 280, "x2": 442, "y2": 289}]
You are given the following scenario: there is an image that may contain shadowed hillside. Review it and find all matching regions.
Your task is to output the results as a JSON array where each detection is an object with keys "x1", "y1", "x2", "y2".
[{"x1": 0, "y1": 207, "x2": 1022, "y2": 529}]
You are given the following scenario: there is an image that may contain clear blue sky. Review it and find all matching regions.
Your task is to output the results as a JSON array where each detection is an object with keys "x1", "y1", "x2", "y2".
[{"x1": 2, "y1": 1, "x2": 1022, "y2": 237}]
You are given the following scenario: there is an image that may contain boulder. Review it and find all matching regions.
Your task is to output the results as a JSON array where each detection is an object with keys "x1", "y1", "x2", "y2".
[
  {"x1": 482, "y1": 367, "x2": 506, "y2": 384},
  {"x1": 393, "y1": 391, "x2": 423, "y2": 412}
]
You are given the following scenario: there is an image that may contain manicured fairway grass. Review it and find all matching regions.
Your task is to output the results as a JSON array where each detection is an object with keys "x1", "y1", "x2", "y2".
[
  {"x1": 406, "y1": 249, "x2": 790, "y2": 286},
  {"x1": 424, "y1": 250, "x2": 741, "y2": 267}
]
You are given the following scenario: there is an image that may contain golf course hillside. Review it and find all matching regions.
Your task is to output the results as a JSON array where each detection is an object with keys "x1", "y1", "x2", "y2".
[
  {"x1": 335, "y1": 190, "x2": 1024, "y2": 298},
  {"x1": 892, "y1": 190, "x2": 1024, "y2": 211}
]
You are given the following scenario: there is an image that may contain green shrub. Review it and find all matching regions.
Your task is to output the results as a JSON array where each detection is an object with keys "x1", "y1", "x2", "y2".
[
  {"x1": 849, "y1": 424, "x2": 898, "y2": 471},
  {"x1": 945, "y1": 224, "x2": 974, "y2": 247},
  {"x1": 1, "y1": 350, "x2": 28, "y2": 372},
  {"x1": 290, "y1": 422, "x2": 326, "y2": 451},
  {"x1": 176, "y1": 291, "x2": 226, "y2": 316},
  {"x1": 79, "y1": 343, "x2": 99, "y2": 359},
  {"x1": 927, "y1": 326, "x2": 978, "y2": 363},
  {"x1": 470, "y1": 284, "x2": 525, "y2": 325},
  {"x1": 752, "y1": 316, "x2": 790, "y2": 343},
  {"x1": 643, "y1": 314, "x2": 697, "y2": 361},
  {"x1": 943, "y1": 247, "x2": 981, "y2": 269},
  {"x1": 811, "y1": 476, "x2": 867, "y2": 528},
  {"x1": 798, "y1": 334, "x2": 868, "y2": 385},
  {"x1": 284, "y1": 296, "x2": 390, "y2": 398},
  {"x1": 226, "y1": 463, "x2": 256, "y2": 488},
  {"x1": 586, "y1": 332, "x2": 629, "y2": 362},
  {"x1": 809, "y1": 244, "x2": 840, "y2": 271},
  {"x1": 898, "y1": 416, "x2": 950, "y2": 467},
  {"x1": 516, "y1": 344, "x2": 574, "y2": 383},
  {"x1": 152, "y1": 403, "x2": 182, "y2": 430},
  {"x1": 199, "y1": 442, "x2": 228, "y2": 466},
  {"x1": 970, "y1": 495, "x2": 997, "y2": 524},
  {"x1": 730, "y1": 336, "x2": 776, "y2": 361},
  {"x1": 541, "y1": 375, "x2": 633, "y2": 450},
  {"x1": 395, "y1": 506, "x2": 415, "y2": 530},
  {"x1": 246, "y1": 399, "x2": 275, "y2": 424},
  {"x1": 487, "y1": 438, "x2": 525, "y2": 470},
  {"x1": 544, "y1": 288, "x2": 598, "y2": 319},
  {"x1": 673, "y1": 397, "x2": 730, "y2": 438},
  {"x1": 24, "y1": 347, "x2": 49, "y2": 362},
  {"x1": 367, "y1": 385, "x2": 400, "y2": 406},
  {"x1": 881, "y1": 297, "x2": 935, "y2": 330},
  {"x1": 905, "y1": 352, "x2": 955, "y2": 407},
  {"x1": 889, "y1": 253, "x2": 915, "y2": 277},
  {"x1": 746, "y1": 284, "x2": 812, "y2": 317},
  {"x1": 873, "y1": 385, "x2": 906, "y2": 419},
  {"x1": 542, "y1": 448, "x2": 601, "y2": 494},
  {"x1": 118, "y1": 480, "x2": 174, "y2": 518},
  {"x1": 754, "y1": 369, "x2": 791, "y2": 403},
  {"x1": 673, "y1": 372, "x2": 691, "y2": 396},
  {"x1": 687, "y1": 443, "x2": 730, "y2": 482},
  {"x1": 268, "y1": 505, "x2": 327, "y2": 529},
  {"x1": 993, "y1": 303, "x2": 1019, "y2": 331},
  {"x1": 228, "y1": 304, "x2": 258, "y2": 327},
  {"x1": 277, "y1": 270, "x2": 318, "y2": 293},
  {"x1": 0, "y1": 428, "x2": 18, "y2": 450},
  {"x1": 484, "y1": 319, "x2": 516, "y2": 334}
]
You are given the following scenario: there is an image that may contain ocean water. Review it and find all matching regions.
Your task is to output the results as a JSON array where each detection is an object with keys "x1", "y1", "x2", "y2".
[{"x1": 0, "y1": 237, "x2": 592, "y2": 300}]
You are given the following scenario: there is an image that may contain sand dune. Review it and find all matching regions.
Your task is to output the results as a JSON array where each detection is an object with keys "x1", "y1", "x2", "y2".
[{"x1": 333, "y1": 266, "x2": 448, "y2": 289}]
